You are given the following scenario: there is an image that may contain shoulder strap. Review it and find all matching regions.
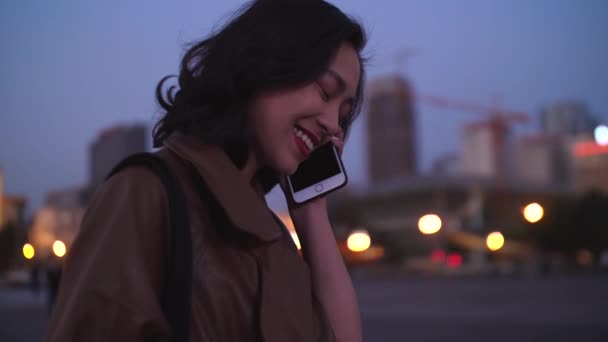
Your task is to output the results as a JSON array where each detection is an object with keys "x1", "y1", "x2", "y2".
[{"x1": 106, "y1": 152, "x2": 192, "y2": 342}]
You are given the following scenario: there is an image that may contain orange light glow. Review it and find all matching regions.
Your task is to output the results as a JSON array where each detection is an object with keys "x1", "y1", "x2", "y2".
[
  {"x1": 523, "y1": 203, "x2": 544, "y2": 223},
  {"x1": 576, "y1": 249, "x2": 593, "y2": 267},
  {"x1": 573, "y1": 141, "x2": 608, "y2": 158},
  {"x1": 53, "y1": 240, "x2": 66, "y2": 258},
  {"x1": 347, "y1": 230, "x2": 371, "y2": 252}
]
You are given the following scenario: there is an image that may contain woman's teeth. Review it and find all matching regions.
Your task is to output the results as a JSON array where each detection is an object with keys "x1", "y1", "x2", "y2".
[{"x1": 294, "y1": 127, "x2": 314, "y2": 151}]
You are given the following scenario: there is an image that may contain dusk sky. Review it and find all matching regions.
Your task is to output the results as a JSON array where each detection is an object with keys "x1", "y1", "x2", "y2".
[{"x1": 1, "y1": 0, "x2": 607, "y2": 213}]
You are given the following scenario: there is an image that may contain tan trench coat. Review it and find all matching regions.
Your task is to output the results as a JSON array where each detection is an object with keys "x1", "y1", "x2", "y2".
[{"x1": 46, "y1": 133, "x2": 334, "y2": 342}]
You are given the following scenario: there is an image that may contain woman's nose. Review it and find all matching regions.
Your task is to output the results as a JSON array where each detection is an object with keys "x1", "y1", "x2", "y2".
[{"x1": 317, "y1": 110, "x2": 343, "y2": 139}]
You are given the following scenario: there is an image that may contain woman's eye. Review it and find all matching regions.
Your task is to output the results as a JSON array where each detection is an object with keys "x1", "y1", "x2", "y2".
[{"x1": 317, "y1": 84, "x2": 330, "y2": 100}]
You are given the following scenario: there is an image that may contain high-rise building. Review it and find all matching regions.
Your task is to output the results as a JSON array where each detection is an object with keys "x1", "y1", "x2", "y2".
[
  {"x1": 28, "y1": 205, "x2": 85, "y2": 258},
  {"x1": 570, "y1": 138, "x2": 608, "y2": 193},
  {"x1": 89, "y1": 124, "x2": 148, "y2": 186},
  {"x1": 513, "y1": 134, "x2": 571, "y2": 186},
  {"x1": 460, "y1": 122, "x2": 499, "y2": 179},
  {"x1": 541, "y1": 101, "x2": 598, "y2": 137},
  {"x1": 0, "y1": 166, "x2": 27, "y2": 230},
  {"x1": 28, "y1": 185, "x2": 90, "y2": 257},
  {"x1": 46, "y1": 186, "x2": 88, "y2": 209},
  {"x1": 366, "y1": 75, "x2": 416, "y2": 184}
]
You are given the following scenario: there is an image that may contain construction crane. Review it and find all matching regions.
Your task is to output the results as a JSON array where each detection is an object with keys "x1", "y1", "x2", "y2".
[
  {"x1": 389, "y1": 48, "x2": 531, "y2": 181},
  {"x1": 416, "y1": 93, "x2": 530, "y2": 182}
]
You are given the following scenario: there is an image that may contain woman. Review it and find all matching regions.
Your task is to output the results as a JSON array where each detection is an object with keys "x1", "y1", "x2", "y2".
[{"x1": 46, "y1": 0, "x2": 367, "y2": 341}]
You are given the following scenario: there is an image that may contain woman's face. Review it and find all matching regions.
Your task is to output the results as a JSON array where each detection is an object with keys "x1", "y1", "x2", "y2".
[{"x1": 248, "y1": 42, "x2": 361, "y2": 176}]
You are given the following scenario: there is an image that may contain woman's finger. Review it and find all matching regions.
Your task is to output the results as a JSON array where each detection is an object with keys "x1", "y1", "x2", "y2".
[{"x1": 330, "y1": 136, "x2": 344, "y2": 156}]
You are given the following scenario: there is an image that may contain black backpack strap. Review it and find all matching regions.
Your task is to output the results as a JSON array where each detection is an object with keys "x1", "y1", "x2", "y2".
[{"x1": 106, "y1": 152, "x2": 192, "y2": 342}]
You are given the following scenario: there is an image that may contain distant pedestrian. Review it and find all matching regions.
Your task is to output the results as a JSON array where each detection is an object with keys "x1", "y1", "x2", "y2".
[
  {"x1": 45, "y1": 255, "x2": 62, "y2": 314},
  {"x1": 29, "y1": 260, "x2": 41, "y2": 299}
]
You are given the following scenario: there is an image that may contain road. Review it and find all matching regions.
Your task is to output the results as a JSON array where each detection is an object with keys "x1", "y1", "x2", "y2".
[
  {"x1": 354, "y1": 273, "x2": 608, "y2": 342},
  {"x1": 1, "y1": 273, "x2": 607, "y2": 341}
]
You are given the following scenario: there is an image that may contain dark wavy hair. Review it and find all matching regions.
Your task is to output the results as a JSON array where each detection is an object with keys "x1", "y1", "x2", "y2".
[{"x1": 153, "y1": 0, "x2": 367, "y2": 192}]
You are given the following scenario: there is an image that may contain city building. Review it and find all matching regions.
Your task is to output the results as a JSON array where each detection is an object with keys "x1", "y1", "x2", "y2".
[
  {"x1": 460, "y1": 122, "x2": 502, "y2": 179},
  {"x1": 0, "y1": 166, "x2": 29, "y2": 268},
  {"x1": 570, "y1": 137, "x2": 608, "y2": 193},
  {"x1": 1, "y1": 195, "x2": 27, "y2": 229},
  {"x1": 540, "y1": 101, "x2": 598, "y2": 137},
  {"x1": 46, "y1": 185, "x2": 88, "y2": 209},
  {"x1": 0, "y1": 166, "x2": 3, "y2": 227},
  {"x1": 25, "y1": 123, "x2": 148, "y2": 257},
  {"x1": 366, "y1": 75, "x2": 417, "y2": 184},
  {"x1": 89, "y1": 124, "x2": 148, "y2": 186},
  {"x1": 28, "y1": 187, "x2": 88, "y2": 258},
  {"x1": 513, "y1": 134, "x2": 571, "y2": 187},
  {"x1": 0, "y1": 166, "x2": 27, "y2": 231}
]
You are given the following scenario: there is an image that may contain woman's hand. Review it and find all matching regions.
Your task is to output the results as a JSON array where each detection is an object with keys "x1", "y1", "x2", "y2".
[{"x1": 278, "y1": 136, "x2": 362, "y2": 342}]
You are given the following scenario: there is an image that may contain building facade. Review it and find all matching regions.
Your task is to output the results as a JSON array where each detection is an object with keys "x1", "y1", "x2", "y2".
[
  {"x1": 570, "y1": 138, "x2": 608, "y2": 193},
  {"x1": 460, "y1": 122, "x2": 498, "y2": 179},
  {"x1": 366, "y1": 75, "x2": 417, "y2": 184},
  {"x1": 541, "y1": 101, "x2": 598, "y2": 137},
  {"x1": 89, "y1": 124, "x2": 147, "y2": 186},
  {"x1": 513, "y1": 134, "x2": 571, "y2": 187}
]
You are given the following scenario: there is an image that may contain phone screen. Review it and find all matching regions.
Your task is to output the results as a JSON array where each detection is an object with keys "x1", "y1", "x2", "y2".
[{"x1": 289, "y1": 143, "x2": 342, "y2": 192}]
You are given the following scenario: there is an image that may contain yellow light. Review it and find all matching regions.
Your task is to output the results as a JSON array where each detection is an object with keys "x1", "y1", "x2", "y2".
[
  {"x1": 486, "y1": 232, "x2": 505, "y2": 251},
  {"x1": 53, "y1": 240, "x2": 66, "y2": 258},
  {"x1": 347, "y1": 230, "x2": 371, "y2": 252},
  {"x1": 418, "y1": 214, "x2": 442, "y2": 235},
  {"x1": 523, "y1": 203, "x2": 544, "y2": 223},
  {"x1": 290, "y1": 232, "x2": 302, "y2": 250},
  {"x1": 23, "y1": 244, "x2": 35, "y2": 260}
]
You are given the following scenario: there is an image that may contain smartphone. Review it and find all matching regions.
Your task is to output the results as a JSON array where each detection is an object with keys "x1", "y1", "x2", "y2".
[{"x1": 286, "y1": 142, "x2": 348, "y2": 204}]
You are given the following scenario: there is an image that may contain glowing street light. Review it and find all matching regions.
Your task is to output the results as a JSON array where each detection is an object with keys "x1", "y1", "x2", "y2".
[
  {"x1": 418, "y1": 214, "x2": 442, "y2": 235},
  {"x1": 22, "y1": 244, "x2": 35, "y2": 260},
  {"x1": 53, "y1": 240, "x2": 67, "y2": 258},
  {"x1": 486, "y1": 232, "x2": 505, "y2": 251},
  {"x1": 347, "y1": 229, "x2": 371, "y2": 252},
  {"x1": 595, "y1": 125, "x2": 608, "y2": 146},
  {"x1": 523, "y1": 203, "x2": 544, "y2": 223}
]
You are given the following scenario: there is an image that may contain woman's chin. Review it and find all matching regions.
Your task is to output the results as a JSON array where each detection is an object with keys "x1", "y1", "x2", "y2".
[
  {"x1": 269, "y1": 153, "x2": 302, "y2": 177},
  {"x1": 277, "y1": 160, "x2": 300, "y2": 177}
]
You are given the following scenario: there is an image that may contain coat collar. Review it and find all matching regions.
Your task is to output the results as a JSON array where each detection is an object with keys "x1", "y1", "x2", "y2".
[{"x1": 164, "y1": 132, "x2": 283, "y2": 242}]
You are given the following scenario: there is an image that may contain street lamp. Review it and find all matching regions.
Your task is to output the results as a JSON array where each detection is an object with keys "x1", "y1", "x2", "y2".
[
  {"x1": 347, "y1": 229, "x2": 371, "y2": 252},
  {"x1": 595, "y1": 125, "x2": 608, "y2": 146},
  {"x1": 418, "y1": 214, "x2": 442, "y2": 235},
  {"x1": 53, "y1": 240, "x2": 66, "y2": 258},
  {"x1": 523, "y1": 203, "x2": 544, "y2": 223},
  {"x1": 22, "y1": 243, "x2": 35, "y2": 260},
  {"x1": 486, "y1": 232, "x2": 505, "y2": 251}
]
